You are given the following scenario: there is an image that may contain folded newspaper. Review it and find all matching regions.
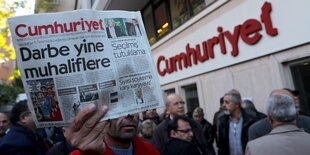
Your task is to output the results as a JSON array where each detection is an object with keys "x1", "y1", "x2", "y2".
[{"x1": 8, "y1": 10, "x2": 164, "y2": 128}]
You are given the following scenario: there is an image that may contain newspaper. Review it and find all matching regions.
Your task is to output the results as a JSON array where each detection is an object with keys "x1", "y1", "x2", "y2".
[{"x1": 8, "y1": 10, "x2": 164, "y2": 128}]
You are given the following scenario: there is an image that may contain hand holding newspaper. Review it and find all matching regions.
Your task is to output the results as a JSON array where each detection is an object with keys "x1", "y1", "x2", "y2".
[{"x1": 8, "y1": 10, "x2": 164, "y2": 128}]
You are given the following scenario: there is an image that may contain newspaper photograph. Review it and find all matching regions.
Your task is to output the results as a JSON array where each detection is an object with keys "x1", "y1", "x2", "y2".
[{"x1": 8, "y1": 10, "x2": 164, "y2": 128}]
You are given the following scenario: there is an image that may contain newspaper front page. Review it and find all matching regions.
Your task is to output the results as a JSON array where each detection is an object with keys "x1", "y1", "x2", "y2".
[{"x1": 8, "y1": 10, "x2": 164, "y2": 128}]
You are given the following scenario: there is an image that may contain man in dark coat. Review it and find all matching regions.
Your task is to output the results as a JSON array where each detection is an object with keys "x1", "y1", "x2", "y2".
[
  {"x1": 151, "y1": 93, "x2": 207, "y2": 154},
  {"x1": 215, "y1": 92, "x2": 257, "y2": 155},
  {"x1": 192, "y1": 107, "x2": 215, "y2": 155},
  {"x1": 162, "y1": 115, "x2": 202, "y2": 155},
  {"x1": 0, "y1": 102, "x2": 47, "y2": 155},
  {"x1": 248, "y1": 89, "x2": 310, "y2": 141}
]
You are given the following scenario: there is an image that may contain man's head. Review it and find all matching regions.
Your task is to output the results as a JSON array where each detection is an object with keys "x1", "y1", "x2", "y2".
[
  {"x1": 270, "y1": 89, "x2": 301, "y2": 113},
  {"x1": 10, "y1": 102, "x2": 36, "y2": 132},
  {"x1": 47, "y1": 87, "x2": 55, "y2": 97},
  {"x1": 229, "y1": 89, "x2": 241, "y2": 97},
  {"x1": 166, "y1": 94, "x2": 185, "y2": 117},
  {"x1": 108, "y1": 19, "x2": 115, "y2": 27},
  {"x1": 223, "y1": 92, "x2": 242, "y2": 115},
  {"x1": 219, "y1": 96, "x2": 224, "y2": 111},
  {"x1": 267, "y1": 94, "x2": 296, "y2": 127},
  {"x1": 192, "y1": 107, "x2": 204, "y2": 123},
  {"x1": 139, "y1": 119, "x2": 156, "y2": 138},
  {"x1": 270, "y1": 89, "x2": 294, "y2": 99},
  {"x1": 145, "y1": 109, "x2": 156, "y2": 119},
  {"x1": 37, "y1": 91, "x2": 45, "y2": 102},
  {"x1": 135, "y1": 90, "x2": 142, "y2": 98},
  {"x1": 106, "y1": 114, "x2": 139, "y2": 145},
  {"x1": 40, "y1": 86, "x2": 48, "y2": 95},
  {"x1": 168, "y1": 115, "x2": 193, "y2": 142},
  {"x1": 283, "y1": 88, "x2": 300, "y2": 110},
  {"x1": 0, "y1": 112, "x2": 11, "y2": 136},
  {"x1": 132, "y1": 19, "x2": 138, "y2": 25},
  {"x1": 241, "y1": 99, "x2": 257, "y2": 112}
]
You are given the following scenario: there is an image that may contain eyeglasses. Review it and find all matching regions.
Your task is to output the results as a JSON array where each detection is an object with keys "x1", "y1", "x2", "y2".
[
  {"x1": 173, "y1": 101, "x2": 185, "y2": 105},
  {"x1": 176, "y1": 128, "x2": 192, "y2": 133}
]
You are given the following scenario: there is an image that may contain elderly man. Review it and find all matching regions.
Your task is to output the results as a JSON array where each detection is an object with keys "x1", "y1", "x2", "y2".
[
  {"x1": 162, "y1": 115, "x2": 202, "y2": 155},
  {"x1": 248, "y1": 89, "x2": 310, "y2": 141},
  {"x1": 245, "y1": 94, "x2": 310, "y2": 155},
  {"x1": 106, "y1": 19, "x2": 126, "y2": 38},
  {"x1": 0, "y1": 112, "x2": 11, "y2": 139},
  {"x1": 0, "y1": 102, "x2": 47, "y2": 154},
  {"x1": 216, "y1": 91, "x2": 257, "y2": 155},
  {"x1": 151, "y1": 93, "x2": 207, "y2": 154},
  {"x1": 66, "y1": 104, "x2": 159, "y2": 155}
]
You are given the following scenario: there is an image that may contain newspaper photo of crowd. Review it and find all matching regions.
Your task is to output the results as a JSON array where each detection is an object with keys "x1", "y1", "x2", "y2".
[{"x1": 28, "y1": 78, "x2": 63, "y2": 122}]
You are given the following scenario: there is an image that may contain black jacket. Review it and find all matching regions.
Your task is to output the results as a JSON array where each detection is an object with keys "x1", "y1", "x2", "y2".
[
  {"x1": 201, "y1": 119, "x2": 215, "y2": 151},
  {"x1": 215, "y1": 109, "x2": 257, "y2": 155},
  {"x1": 0, "y1": 125, "x2": 47, "y2": 155},
  {"x1": 162, "y1": 138, "x2": 202, "y2": 155},
  {"x1": 248, "y1": 114, "x2": 310, "y2": 141},
  {"x1": 151, "y1": 116, "x2": 208, "y2": 154}
]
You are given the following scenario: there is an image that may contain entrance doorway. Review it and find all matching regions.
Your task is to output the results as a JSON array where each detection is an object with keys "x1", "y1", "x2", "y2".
[{"x1": 290, "y1": 59, "x2": 310, "y2": 116}]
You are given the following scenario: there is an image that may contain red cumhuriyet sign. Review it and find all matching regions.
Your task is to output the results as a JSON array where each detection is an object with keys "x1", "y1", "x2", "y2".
[{"x1": 157, "y1": 2, "x2": 278, "y2": 77}]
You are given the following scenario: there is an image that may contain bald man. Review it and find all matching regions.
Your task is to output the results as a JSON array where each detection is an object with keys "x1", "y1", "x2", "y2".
[{"x1": 248, "y1": 89, "x2": 310, "y2": 141}]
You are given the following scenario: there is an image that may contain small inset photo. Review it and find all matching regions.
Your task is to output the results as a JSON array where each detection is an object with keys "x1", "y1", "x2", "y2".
[
  {"x1": 105, "y1": 18, "x2": 127, "y2": 39},
  {"x1": 110, "y1": 92, "x2": 118, "y2": 104},
  {"x1": 135, "y1": 89, "x2": 144, "y2": 104},
  {"x1": 125, "y1": 18, "x2": 142, "y2": 37}
]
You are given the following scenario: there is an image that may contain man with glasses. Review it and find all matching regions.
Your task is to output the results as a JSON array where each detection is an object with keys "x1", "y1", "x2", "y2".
[
  {"x1": 162, "y1": 115, "x2": 202, "y2": 155},
  {"x1": 151, "y1": 93, "x2": 207, "y2": 154}
]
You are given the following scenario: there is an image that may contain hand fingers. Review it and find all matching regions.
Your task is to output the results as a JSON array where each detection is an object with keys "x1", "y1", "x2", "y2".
[
  {"x1": 76, "y1": 121, "x2": 109, "y2": 151},
  {"x1": 79, "y1": 105, "x2": 109, "y2": 138},
  {"x1": 70, "y1": 103, "x2": 97, "y2": 132}
]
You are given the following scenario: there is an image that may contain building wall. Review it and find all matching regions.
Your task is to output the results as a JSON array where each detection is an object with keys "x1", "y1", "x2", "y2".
[
  {"x1": 160, "y1": 43, "x2": 310, "y2": 122},
  {"x1": 153, "y1": 0, "x2": 310, "y2": 121}
]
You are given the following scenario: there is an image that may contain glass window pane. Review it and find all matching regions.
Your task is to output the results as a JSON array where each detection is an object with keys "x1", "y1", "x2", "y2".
[
  {"x1": 164, "y1": 88, "x2": 176, "y2": 95},
  {"x1": 169, "y1": 0, "x2": 191, "y2": 29},
  {"x1": 189, "y1": 0, "x2": 209, "y2": 15},
  {"x1": 183, "y1": 84, "x2": 199, "y2": 113},
  {"x1": 154, "y1": 2, "x2": 170, "y2": 38},
  {"x1": 142, "y1": 5, "x2": 157, "y2": 45}
]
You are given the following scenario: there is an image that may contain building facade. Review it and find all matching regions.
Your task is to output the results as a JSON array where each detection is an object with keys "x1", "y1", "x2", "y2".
[{"x1": 54, "y1": 0, "x2": 310, "y2": 120}]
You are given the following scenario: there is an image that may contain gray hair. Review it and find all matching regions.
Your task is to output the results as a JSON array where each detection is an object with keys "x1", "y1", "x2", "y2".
[
  {"x1": 267, "y1": 94, "x2": 296, "y2": 122},
  {"x1": 224, "y1": 92, "x2": 241, "y2": 104}
]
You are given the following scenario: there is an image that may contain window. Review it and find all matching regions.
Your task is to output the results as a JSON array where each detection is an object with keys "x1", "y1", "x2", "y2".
[
  {"x1": 169, "y1": 0, "x2": 191, "y2": 29},
  {"x1": 164, "y1": 88, "x2": 176, "y2": 95},
  {"x1": 190, "y1": 0, "x2": 208, "y2": 15},
  {"x1": 143, "y1": 5, "x2": 157, "y2": 45},
  {"x1": 141, "y1": 0, "x2": 217, "y2": 45},
  {"x1": 183, "y1": 84, "x2": 199, "y2": 113},
  {"x1": 154, "y1": 1, "x2": 170, "y2": 38}
]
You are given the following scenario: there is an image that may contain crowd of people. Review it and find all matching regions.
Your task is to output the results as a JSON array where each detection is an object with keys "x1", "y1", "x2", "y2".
[{"x1": 0, "y1": 88, "x2": 310, "y2": 155}]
